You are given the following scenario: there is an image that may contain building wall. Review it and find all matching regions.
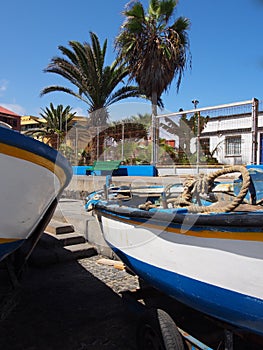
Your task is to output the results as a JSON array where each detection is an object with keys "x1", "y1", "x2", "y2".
[
  {"x1": 20, "y1": 115, "x2": 41, "y2": 132},
  {"x1": 201, "y1": 112, "x2": 263, "y2": 165},
  {"x1": 0, "y1": 114, "x2": 21, "y2": 131}
]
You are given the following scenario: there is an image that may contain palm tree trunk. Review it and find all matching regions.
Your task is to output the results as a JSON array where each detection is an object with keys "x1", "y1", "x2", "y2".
[{"x1": 151, "y1": 91, "x2": 158, "y2": 165}]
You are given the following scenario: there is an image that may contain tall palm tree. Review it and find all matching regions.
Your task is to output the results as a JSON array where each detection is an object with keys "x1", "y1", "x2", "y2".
[
  {"x1": 26, "y1": 103, "x2": 76, "y2": 150},
  {"x1": 115, "y1": 0, "x2": 191, "y2": 163},
  {"x1": 40, "y1": 32, "x2": 143, "y2": 126}
]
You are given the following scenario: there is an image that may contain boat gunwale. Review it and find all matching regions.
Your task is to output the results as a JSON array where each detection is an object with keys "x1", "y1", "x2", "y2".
[{"x1": 94, "y1": 201, "x2": 263, "y2": 229}]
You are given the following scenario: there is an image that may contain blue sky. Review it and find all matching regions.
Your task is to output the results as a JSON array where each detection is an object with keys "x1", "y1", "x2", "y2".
[{"x1": 1, "y1": 0, "x2": 263, "y2": 120}]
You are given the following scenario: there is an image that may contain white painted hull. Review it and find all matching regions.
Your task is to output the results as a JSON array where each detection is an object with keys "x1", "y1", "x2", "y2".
[
  {"x1": 0, "y1": 127, "x2": 72, "y2": 261},
  {"x1": 96, "y1": 206, "x2": 263, "y2": 336},
  {"x1": 0, "y1": 153, "x2": 60, "y2": 240}
]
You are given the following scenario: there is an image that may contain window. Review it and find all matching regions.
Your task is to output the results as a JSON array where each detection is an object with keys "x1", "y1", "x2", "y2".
[
  {"x1": 225, "y1": 136, "x2": 241, "y2": 156},
  {"x1": 200, "y1": 138, "x2": 210, "y2": 156}
]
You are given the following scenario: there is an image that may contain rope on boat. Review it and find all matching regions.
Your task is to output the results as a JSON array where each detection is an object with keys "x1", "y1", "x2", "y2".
[
  {"x1": 139, "y1": 165, "x2": 251, "y2": 213},
  {"x1": 138, "y1": 201, "x2": 158, "y2": 210},
  {"x1": 168, "y1": 165, "x2": 251, "y2": 213}
]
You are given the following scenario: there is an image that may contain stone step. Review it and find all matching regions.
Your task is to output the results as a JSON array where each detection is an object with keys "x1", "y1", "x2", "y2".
[
  {"x1": 46, "y1": 232, "x2": 86, "y2": 247},
  {"x1": 63, "y1": 243, "x2": 97, "y2": 260},
  {"x1": 56, "y1": 233, "x2": 86, "y2": 246},
  {"x1": 38, "y1": 232, "x2": 85, "y2": 248},
  {"x1": 45, "y1": 220, "x2": 75, "y2": 235},
  {"x1": 29, "y1": 242, "x2": 97, "y2": 267}
]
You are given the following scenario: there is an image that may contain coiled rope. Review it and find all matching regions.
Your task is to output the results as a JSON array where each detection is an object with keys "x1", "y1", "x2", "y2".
[{"x1": 166, "y1": 165, "x2": 251, "y2": 213}]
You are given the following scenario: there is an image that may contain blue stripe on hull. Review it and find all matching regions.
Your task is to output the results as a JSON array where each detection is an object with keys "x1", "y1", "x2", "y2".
[
  {"x1": 112, "y1": 247, "x2": 263, "y2": 336},
  {"x1": 0, "y1": 240, "x2": 24, "y2": 261}
]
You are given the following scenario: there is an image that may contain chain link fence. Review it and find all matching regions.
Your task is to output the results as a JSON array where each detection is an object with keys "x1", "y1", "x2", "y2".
[{"x1": 62, "y1": 98, "x2": 262, "y2": 168}]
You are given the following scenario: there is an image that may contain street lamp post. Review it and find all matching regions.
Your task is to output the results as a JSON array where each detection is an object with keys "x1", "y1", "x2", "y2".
[{"x1": 192, "y1": 99, "x2": 199, "y2": 109}]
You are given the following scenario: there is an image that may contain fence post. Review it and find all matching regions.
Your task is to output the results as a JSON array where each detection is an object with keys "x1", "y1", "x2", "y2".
[
  {"x1": 196, "y1": 110, "x2": 201, "y2": 174},
  {"x1": 121, "y1": 122, "x2": 124, "y2": 161},
  {"x1": 251, "y1": 98, "x2": 259, "y2": 164},
  {"x1": 96, "y1": 126, "x2": 100, "y2": 160},
  {"x1": 192, "y1": 100, "x2": 200, "y2": 174}
]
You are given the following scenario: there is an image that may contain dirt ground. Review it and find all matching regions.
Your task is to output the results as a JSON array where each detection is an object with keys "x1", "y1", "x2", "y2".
[{"x1": 0, "y1": 257, "x2": 139, "y2": 350}]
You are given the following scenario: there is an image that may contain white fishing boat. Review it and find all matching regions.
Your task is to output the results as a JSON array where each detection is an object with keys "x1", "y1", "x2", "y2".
[
  {"x1": 0, "y1": 126, "x2": 72, "y2": 267},
  {"x1": 86, "y1": 165, "x2": 263, "y2": 344}
]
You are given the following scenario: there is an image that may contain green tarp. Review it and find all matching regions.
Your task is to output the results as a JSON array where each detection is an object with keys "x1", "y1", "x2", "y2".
[{"x1": 91, "y1": 160, "x2": 121, "y2": 171}]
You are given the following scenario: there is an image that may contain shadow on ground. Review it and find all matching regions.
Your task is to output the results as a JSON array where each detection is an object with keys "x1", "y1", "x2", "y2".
[{"x1": 0, "y1": 258, "x2": 137, "y2": 350}]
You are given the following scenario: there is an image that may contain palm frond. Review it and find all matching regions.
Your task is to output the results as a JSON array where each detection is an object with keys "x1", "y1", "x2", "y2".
[
  {"x1": 42, "y1": 31, "x2": 143, "y2": 126},
  {"x1": 115, "y1": 0, "x2": 191, "y2": 100}
]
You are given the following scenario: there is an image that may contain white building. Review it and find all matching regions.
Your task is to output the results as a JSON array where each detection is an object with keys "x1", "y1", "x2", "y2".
[
  {"x1": 159, "y1": 99, "x2": 263, "y2": 166},
  {"x1": 200, "y1": 111, "x2": 263, "y2": 165}
]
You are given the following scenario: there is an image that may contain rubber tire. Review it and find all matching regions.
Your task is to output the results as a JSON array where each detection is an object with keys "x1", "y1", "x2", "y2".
[{"x1": 136, "y1": 308, "x2": 185, "y2": 350}]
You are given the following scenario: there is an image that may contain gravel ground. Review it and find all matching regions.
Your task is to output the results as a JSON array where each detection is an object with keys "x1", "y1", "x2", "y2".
[
  {"x1": 79, "y1": 256, "x2": 140, "y2": 295},
  {"x1": 0, "y1": 254, "x2": 141, "y2": 350}
]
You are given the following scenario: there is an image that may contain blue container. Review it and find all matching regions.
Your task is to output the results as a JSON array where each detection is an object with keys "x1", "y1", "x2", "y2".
[
  {"x1": 72, "y1": 166, "x2": 93, "y2": 175},
  {"x1": 115, "y1": 165, "x2": 158, "y2": 177},
  {"x1": 72, "y1": 165, "x2": 158, "y2": 177}
]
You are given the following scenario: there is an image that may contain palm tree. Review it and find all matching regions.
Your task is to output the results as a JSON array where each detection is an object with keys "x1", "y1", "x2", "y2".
[
  {"x1": 26, "y1": 103, "x2": 76, "y2": 150},
  {"x1": 128, "y1": 113, "x2": 152, "y2": 129},
  {"x1": 40, "y1": 32, "x2": 143, "y2": 127},
  {"x1": 115, "y1": 0, "x2": 191, "y2": 163}
]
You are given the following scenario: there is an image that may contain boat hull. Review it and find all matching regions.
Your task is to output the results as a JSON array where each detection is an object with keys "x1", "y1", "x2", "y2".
[
  {"x1": 0, "y1": 127, "x2": 72, "y2": 262},
  {"x1": 96, "y1": 205, "x2": 263, "y2": 337}
]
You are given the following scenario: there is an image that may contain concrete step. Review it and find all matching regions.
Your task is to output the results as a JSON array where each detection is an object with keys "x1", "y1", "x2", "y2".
[
  {"x1": 56, "y1": 233, "x2": 86, "y2": 246},
  {"x1": 29, "y1": 241, "x2": 97, "y2": 267},
  {"x1": 45, "y1": 220, "x2": 75, "y2": 235},
  {"x1": 63, "y1": 243, "x2": 97, "y2": 260},
  {"x1": 38, "y1": 232, "x2": 85, "y2": 248},
  {"x1": 46, "y1": 232, "x2": 86, "y2": 247}
]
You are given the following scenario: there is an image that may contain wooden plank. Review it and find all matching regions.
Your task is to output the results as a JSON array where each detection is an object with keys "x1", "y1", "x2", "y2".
[{"x1": 97, "y1": 258, "x2": 125, "y2": 270}]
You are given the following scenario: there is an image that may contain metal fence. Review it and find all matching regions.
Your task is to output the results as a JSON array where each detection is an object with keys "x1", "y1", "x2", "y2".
[
  {"x1": 157, "y1": 98, "x2": 261, "y2": 167},
  {"x1": 62, "y1": 98, "x2": 263, "y2": 167},
  {"x1": 63, "y1": 121, "x2": 151, "y2": 165}
]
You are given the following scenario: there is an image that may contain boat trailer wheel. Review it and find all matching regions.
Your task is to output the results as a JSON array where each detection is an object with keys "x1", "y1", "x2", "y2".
[{"x1": 136, "y1": 308, "x2": 185, "y2": 350}]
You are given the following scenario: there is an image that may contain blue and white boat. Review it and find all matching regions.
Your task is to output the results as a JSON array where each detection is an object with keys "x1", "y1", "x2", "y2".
[
  {"x1": 0, "y1": 126, "x2": 72, "y2": 265},
  {"x1": 86, "y1": 165, "x2": 263, "y2": 340}
]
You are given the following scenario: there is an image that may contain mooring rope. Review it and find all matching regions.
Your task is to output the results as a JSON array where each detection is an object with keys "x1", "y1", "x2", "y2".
[
  {"x1": 166, "y1": 165, "x2": 251, "y2": 213},
  {"x1": 139, "y1": 165, "x2": 251, "y2": 213}
]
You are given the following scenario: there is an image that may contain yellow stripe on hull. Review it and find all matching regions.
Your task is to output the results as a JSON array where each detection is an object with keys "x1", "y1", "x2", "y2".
[
  {"x1": 0, "y1": 238, "x2": 20, "y2": 244},
  {"x1": 0, "y1": 143, "x2": 67, "y2": 187},
  {"x1": 104, "y1": 213, "x2": 263, "y2": 242}
]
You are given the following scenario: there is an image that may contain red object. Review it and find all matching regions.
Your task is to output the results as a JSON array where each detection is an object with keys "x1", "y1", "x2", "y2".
[{"x1": 0, "y1": 106, "x2": 21, "y2": 131}]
